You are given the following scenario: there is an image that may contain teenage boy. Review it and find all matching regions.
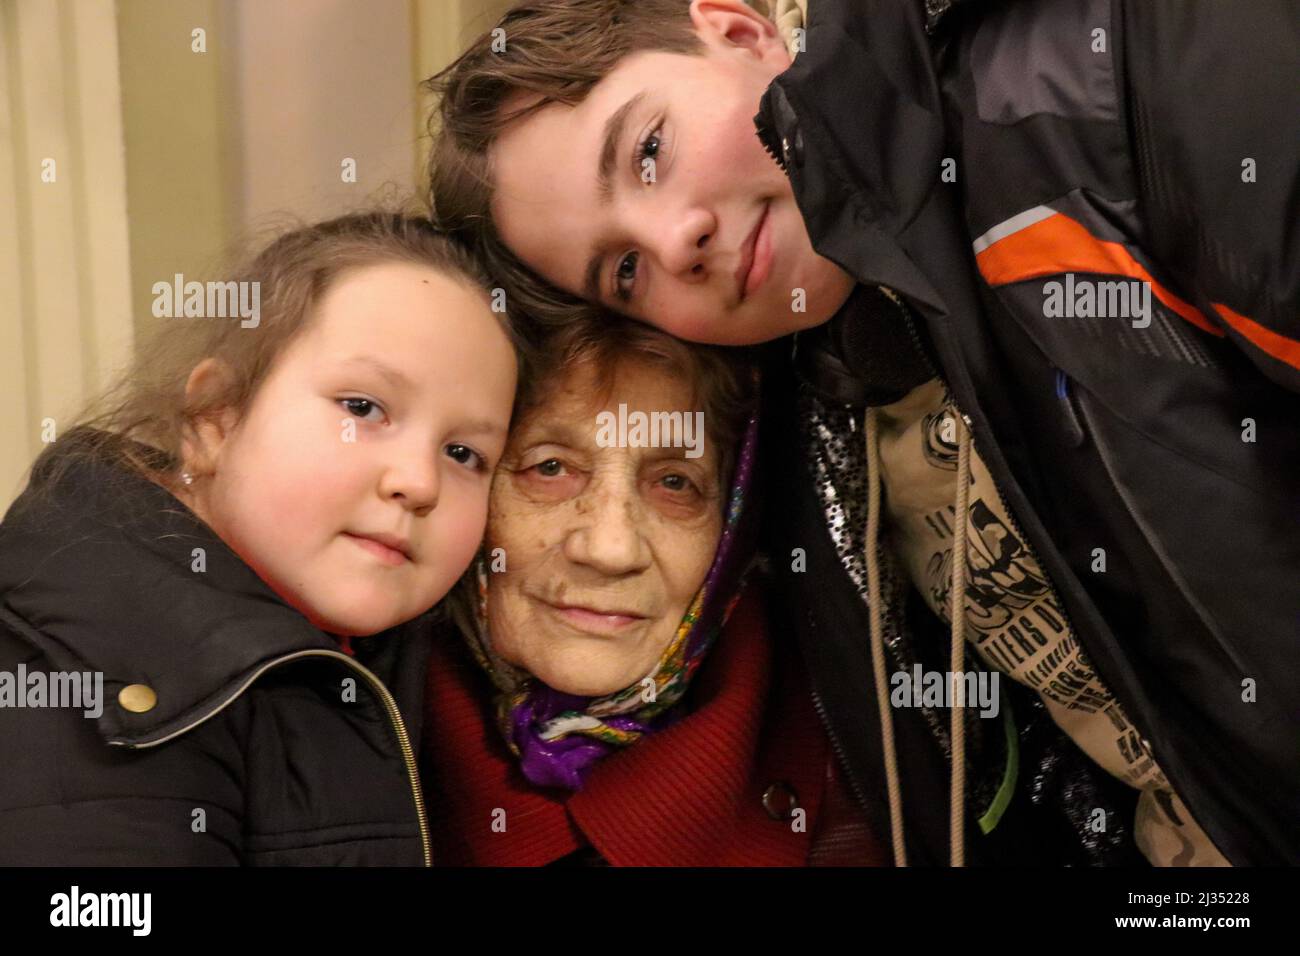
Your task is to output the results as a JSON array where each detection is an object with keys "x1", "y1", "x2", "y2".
[{"x1": 425, "y1": 0, "x2": 1299, "y2": 866}]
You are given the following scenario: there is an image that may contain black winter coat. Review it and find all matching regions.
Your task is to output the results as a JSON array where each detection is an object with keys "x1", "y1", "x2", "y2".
[
  {"x1": 0, "y1": 434, "x2": 432, "y2": 865},
  {"x1": 755, "y1": 0, "x2": 1299, "y2": 865}
]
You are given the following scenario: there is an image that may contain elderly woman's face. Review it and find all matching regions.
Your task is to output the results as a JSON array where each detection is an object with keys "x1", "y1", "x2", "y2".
[{"x1": 485, "y1": 358, "x2": 725, "y2": 696}]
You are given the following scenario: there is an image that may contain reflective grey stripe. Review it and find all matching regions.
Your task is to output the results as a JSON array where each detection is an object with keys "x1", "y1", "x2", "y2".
[{"x1": 971, "y1": 205, "x2": 1056, "y2": 255}]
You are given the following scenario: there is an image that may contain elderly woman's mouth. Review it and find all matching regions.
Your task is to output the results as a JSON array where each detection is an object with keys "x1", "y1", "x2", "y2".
[{"x1": 540, "y1": 599, "x2": 648, "y2": 635}]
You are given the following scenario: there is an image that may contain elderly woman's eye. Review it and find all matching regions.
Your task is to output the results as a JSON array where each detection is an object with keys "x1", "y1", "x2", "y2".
[
  {"x1": 534, "y1": 458, "x2": 565, "y2": 477},
  {"x1": 659, "y1": 473, "x2": 696, "y2": 493}
]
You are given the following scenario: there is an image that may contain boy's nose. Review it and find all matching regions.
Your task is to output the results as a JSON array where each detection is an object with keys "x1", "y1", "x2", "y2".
[{"x1": 650, "y1": 206, "x2": 715, "y2": 279}]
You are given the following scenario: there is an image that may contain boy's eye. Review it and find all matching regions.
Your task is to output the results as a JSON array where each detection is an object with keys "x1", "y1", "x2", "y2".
[
  {"x1": 340, "y1": 397, "x2": 384, "y2": 422},
  {"x1": 638, "y1": 128, "x2": 662, "y2": 165},
  {"x1": 614, "y1": 252, "x2": 639, "y2": 301},
  {"x1": 446, "y1": 443, "x2": 487, "y2": 472},
  {"x1": 610, "y1": 123, "x2": 665, "y2": 304}
]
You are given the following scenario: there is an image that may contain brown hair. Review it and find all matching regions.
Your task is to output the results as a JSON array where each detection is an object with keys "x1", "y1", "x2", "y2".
[
  {"x1": 423, "y1": 0, "x2": 708, "y2": 330},
  {"x1": 518, "y1": 312, "x2": 759, "y2": 494},
  {"x1": 24, "y1": 211, "x2": 523, "y2": 503}
]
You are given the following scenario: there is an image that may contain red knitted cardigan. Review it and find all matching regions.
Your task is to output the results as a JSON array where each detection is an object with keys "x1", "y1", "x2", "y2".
[{"x1": 420, "y1": 588, "x2": 884, "y2": 866}]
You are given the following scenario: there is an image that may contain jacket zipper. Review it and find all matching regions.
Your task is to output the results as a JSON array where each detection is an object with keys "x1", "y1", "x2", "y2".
[
  {"x1": 113, "y1": 648, "x2": 432, "y2": 867},
  {"x1": 808, "y1": 684, "x2": 878, "y2": 825},
  {"x1": 757, "y1": 118, "x2": 790, "y2": 174},
  {"x1": 804, "y1": 479, "x2": 910, "y2": 832}
]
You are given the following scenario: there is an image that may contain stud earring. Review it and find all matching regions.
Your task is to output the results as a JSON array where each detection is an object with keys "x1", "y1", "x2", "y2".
[{"x1": 180, "y1": 471, "x2": 195, "y2": 486}]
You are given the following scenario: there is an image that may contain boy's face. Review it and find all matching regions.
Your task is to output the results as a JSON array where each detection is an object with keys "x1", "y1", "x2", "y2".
[{"x1": 488, "y1": 0, "x2": 854, "y2": 346}]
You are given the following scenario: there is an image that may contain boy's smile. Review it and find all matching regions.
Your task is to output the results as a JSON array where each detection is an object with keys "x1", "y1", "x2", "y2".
[{"x1": 488, "y1": 0, "x2": 854, "y2": 345}]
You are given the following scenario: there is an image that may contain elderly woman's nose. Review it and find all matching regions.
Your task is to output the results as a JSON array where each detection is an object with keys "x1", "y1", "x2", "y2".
[{"x1": 562, "y1": 483, "x2": 650, "y2": 575}]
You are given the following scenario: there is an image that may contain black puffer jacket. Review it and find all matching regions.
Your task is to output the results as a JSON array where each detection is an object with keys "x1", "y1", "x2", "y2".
[{"x1": 0, "y1": 432, "x2": 431, "y2": 865}]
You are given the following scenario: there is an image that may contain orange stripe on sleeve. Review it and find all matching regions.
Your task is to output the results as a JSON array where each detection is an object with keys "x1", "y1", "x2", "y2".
[
  {"x1": 1211, "y1": 302, "x2": 1300, "y2": 372},
  {"x1": 974, "y1": 211, "x2": 1223, "y2": 337}
]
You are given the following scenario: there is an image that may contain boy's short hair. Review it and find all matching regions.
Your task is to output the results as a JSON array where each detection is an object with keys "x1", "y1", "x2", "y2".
[{"x1": 423, "y1": 0, "x2": 709, "y2": 331}]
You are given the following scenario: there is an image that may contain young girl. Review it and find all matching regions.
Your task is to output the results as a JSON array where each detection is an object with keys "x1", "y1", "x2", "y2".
[{"x1": 0, "y1": 212, "x2": 519, "y2": 865}]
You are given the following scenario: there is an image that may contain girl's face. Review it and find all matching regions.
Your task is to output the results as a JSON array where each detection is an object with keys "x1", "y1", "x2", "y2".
[{"x1": 180, "y1": 261, "x2": 517, "y2": 637}]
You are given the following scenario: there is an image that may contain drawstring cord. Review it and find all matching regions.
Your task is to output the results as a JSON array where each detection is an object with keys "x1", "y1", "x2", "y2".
[
  {"x1": 864, "y1": 405, "x2": 974, "y2": 868},
  {"x1": 864, "y1": 407, "x2": 907, "y2": 866},
  {"x1": 949, "y1": 414, "x2": 972, "y2": 867}
]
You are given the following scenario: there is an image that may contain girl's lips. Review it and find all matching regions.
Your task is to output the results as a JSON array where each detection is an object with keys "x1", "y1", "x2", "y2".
[{"x1": 344, "y1": 532, "x2": 409, "y2": 566}]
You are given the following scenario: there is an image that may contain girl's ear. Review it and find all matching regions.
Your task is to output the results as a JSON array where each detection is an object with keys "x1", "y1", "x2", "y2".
[{"x1": 180, "y1": 358, "x2": 240, "y2": 477}]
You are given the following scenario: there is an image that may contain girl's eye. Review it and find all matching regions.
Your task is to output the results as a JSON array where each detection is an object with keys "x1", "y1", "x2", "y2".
[
  {"x1": 445, "y1": 443, "x2": 486, "y2": 472},
  {"x1": 340, "y1": 397, "x2": 385, "y2": 422}
]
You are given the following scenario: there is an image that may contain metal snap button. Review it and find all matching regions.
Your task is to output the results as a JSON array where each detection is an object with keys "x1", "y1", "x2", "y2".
[
  {"x1": 762, "y1": 781, "x2": 799, "y2": 821},
  {"x1": 118, "y1": 684, "x2": 157, "y2": 714}
]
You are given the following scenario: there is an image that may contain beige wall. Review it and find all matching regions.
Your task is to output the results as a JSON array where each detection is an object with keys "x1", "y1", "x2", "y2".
[
  {"x1": 1, "y1": 0, "x2": 135, "y2": 505},
  {"x1": 1, "y1": 0, "x2": 513, "y2": 511},
  {"x1": 117, "y1": 0, "x2": 235, "y2": 347}
]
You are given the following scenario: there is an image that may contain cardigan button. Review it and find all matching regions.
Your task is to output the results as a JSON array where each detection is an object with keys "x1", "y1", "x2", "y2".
[
  {"x1": 118, "y1": 684, "x2": 157, "y2": 713},
  {"x1": 762, "y1": 781, "x2": 799, "y2": 821}
]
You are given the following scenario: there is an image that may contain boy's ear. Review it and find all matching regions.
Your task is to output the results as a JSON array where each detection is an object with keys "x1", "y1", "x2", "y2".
[
  {"x1": 179, "y1": 358, "x2": 240, "y2": 477},
  {"x1": 689, "y1": 0, "x2": 785, "y2": 57}
]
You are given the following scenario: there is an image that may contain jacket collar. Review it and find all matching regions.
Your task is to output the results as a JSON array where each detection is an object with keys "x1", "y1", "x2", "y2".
[
  {"x1": 757, "y1": 0, "x2": 956, "y2": 316},
  {"x1": 0, "y1": 430, "x2": 339, "y2": 745}
]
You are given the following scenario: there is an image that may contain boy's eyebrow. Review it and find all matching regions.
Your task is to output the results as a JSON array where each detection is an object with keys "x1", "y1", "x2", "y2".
[
  {"x1": 584, "y1": 90, "x2": 649, "y2": 302},
  {"x1": 597, "y1": 91, "x2": 647, "y2": 204}
]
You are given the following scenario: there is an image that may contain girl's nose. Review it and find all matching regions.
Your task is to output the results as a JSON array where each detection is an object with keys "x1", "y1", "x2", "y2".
[
  {"x1": 562, "y1": 481, "x2": 650, "y2": 576},
  {"x1": 378, "y1": 452, "x2": 440, "y2": 514}
]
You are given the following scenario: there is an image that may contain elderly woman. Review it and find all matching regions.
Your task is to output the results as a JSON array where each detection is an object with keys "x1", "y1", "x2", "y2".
[{"x1": 419, "y1": 318, "x2": 883, "y2": 866}]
